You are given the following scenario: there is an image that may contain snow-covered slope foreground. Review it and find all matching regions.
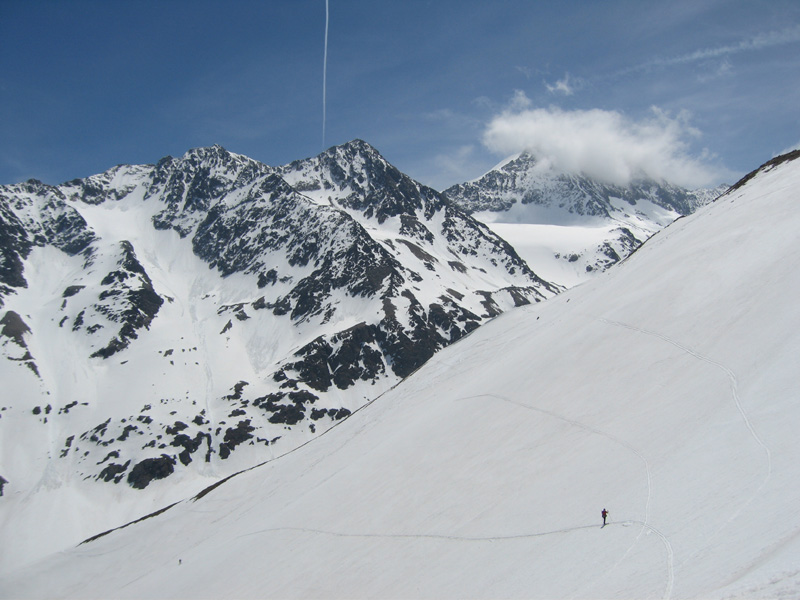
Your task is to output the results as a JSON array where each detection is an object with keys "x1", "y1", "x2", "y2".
[
  {"x1": 4, "y1": 152, "x2": 798, "y2": 599},
  {"x1": 446, "y1": 153, "x2": 725, "y2": 288},
  {"x1": 0, "y1": 141, "x2": 558, "y2": 572}
]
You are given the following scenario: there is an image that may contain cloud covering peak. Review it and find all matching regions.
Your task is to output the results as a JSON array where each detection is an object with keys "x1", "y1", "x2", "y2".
[{"x1": 483, "y1": 94, "x2": 727, "y2": 187}]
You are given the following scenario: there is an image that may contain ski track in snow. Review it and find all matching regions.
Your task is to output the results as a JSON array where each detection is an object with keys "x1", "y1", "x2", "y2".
[
  {"x1": 598, "y1": 321, "x2": 773, "y2": 486},
  {"x1": 463, "y1": 393, "x2": 674, "y2": 600},
  {"x1": 233, "y1": 520, "x2": 674, "y2": 599},
  {"x1": 224, "y1": 389, "x2": 677, "y2": 599},
  {"x1": 599, "y1": 317, "x2": 774, "y2": 571},
  {"x1": 465, "y1": 393, "x2": 654, "y2": 524},
  {"x1": 598, "y1": 318, "x2": 772, "y2": 472},
  {"x1": 239, "y1": 524, "x2": 602, "y2": 543}
]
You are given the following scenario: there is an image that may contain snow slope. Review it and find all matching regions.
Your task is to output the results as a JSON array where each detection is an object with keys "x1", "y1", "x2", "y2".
[{"x1": 2, "y1": 153, "x2": 799, "y2": 598}]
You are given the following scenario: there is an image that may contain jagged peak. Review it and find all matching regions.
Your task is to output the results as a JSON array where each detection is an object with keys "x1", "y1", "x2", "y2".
[
  {"x1": 283, "y1": 139, "x2": 406, "y2": 195},
  {"x1": 159, "y1": 145, "x2": 268, "y2": 176},
  {"x1": 177, "y1": 144, "x2": 237, "y2": 168},
  {"x1": 298, "y1": 139, "x2": 388, "y2": 172},
  {"x1": 148, "y1": 145, "x2": 271, "y2": 196},
  {"x1": 2, "y1": 178, "x2": 52, "y2": 195},
  {"x1": 182, "y1": 143, "x2": 229, "y2": 160},
  {"x1": 327, "y1": 138, "x2": 381, "y2": 157},
  {"x1": 488, "y1": 152, "x2": 526, "y2": 174}
]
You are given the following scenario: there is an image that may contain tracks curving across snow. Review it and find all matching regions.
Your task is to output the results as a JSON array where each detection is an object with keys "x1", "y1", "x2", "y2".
[
  {"x1": 464, "y1": 392, "x2": 674, "y2": 600},
  {"x1": 599, "y1": 318, "x2": 772, "y2": 475},
  {"x1": 239, "y1": 522, "x2": 673, "y2": 598},
  {"x1": 599, "y1": 317, "x2": 773, "y2": 511},
  {"x1": 599, "y1": 317, "x2": 773, "y2": 573},
  {"x1": 464, "y1": 393, "x2": 654, "y2": 526},
  {"x1": 240, "y1": 524, "x2": 601, "y2": 543}
]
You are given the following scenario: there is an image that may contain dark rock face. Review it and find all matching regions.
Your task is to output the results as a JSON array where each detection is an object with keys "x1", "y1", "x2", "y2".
[
  {"x1": 0, "y1": 179, "x2": 95, "y2": 304},
  {"x1": 127, "y1": 455, "x2": 176, "y2": 489},
  {"x1": 172, "y1": 432, "x2": 213, "y2": 465},
  {"x1": 148, "y1": 145, "x2": 272, "y2": 237},
  {"x1": 253, "y1": 390, "x2": 322, "y2": 426},
  {"x1": 283, "y1": 141, "x2": 555, "y2": 292},
  {"x1": 89, "y1": 241, "x2": 164, "y2": 358},
  {"x1": 286, "y1": 139, "x2": 442, "y2": 224},
  {"x1": 1, "y1": 310, "x2": 31, "y2": 347},
  {"x1": 98, "y1": 460, "x2": 130, "y2": 483},
  {"x1": 191, "y1": 173, "x2": 405, "y2": 323},
  {"x1": 278, "y1": 322, "x2": 387, "y2": 391},
  {"x1": 218, "y1": 420, "x2": 255, "y2": 459},
  {"x1": 0, "y1": 177, "x2": 162, "y2": 362},
  {"x1": 0, "y1": 200, "x2": 32, "y2": 292},
  {"x1": 0, "y1": 310, "x2": 39, "y2": 376}
]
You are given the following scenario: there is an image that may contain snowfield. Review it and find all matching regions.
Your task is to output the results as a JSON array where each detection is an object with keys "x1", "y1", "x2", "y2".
[
  {"x1": 2, "y1": 153, "x2": 800, "y2": 599},
  {"x1": 481, "y1": 222, "x2": 617, "y2": 287}
]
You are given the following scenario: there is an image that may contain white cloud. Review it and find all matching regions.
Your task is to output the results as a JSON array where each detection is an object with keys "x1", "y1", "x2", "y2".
[
  {"x1": 508, "y1": 89, "x2": 532, "y2": 111},
  {"x1": 515, "y1": 66, "x2": 533, "y2": 80},
  {"x1": 545, "y1": 73, "x2": 576, "y2": 96},
  {"x1": 482, "y1": 93, "x2": 725, "y2": 187}
]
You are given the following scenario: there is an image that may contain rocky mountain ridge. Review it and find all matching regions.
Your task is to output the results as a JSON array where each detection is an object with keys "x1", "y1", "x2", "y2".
[{"x1": 0, "y1": 141, "x2": 558, "y2": 504}]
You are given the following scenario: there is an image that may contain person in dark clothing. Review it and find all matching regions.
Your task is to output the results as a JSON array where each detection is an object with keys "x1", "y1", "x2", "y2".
[{"x1": 602, "y1": 508, "x2": 608, "y2": 526}]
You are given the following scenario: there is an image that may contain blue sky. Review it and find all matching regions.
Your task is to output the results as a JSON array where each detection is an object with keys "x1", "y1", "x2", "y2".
[{"x1": 1, "y1": 0, "x2": 799, "y2": 190}]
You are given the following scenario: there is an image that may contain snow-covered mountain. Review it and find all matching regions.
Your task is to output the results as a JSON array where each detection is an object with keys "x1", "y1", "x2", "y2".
[
  {"x1": 0, "y1": 140, "x2": 559, "y2": 569},
  {"x1": 3, "y1": 150, "x2": 798, "y2": 598},
  {"x1": 445, "y1": 152, "x2": 725, "y2": 287}
]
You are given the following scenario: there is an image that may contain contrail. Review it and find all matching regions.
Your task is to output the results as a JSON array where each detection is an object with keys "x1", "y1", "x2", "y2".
[
  {"x1": 322, "y1": 0, "x2": 329, "y2": 150},
  {"x1": 615, "y1": 24, "x2": 800, "y2": 77}
]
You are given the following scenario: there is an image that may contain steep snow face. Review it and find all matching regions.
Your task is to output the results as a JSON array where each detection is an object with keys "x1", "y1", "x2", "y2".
[
  {"x1": 3, "y1": 151, "x2": 797, "y2": 599},
  {"x1": 0, "y1": 141, "x2": 560, "y2": 571},
  {"x1": 445, "y1": 152, "x2": 725, "y2": 287}
]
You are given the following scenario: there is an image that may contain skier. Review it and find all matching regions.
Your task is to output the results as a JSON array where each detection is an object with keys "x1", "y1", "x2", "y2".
[{"x1": 601, "y1": 508, "x2": 608, "y2": 526}]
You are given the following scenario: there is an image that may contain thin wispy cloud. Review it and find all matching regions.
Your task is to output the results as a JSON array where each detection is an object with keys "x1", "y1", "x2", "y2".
[
  {"x1": 696, "y1": 58, "x2": 733, "y2": 83},
  {"x1": 434, "y1": 145, "x2": 478, "y2": 180},
  {"x1": 508, "y1": 89, "x2": 532, "y2": 111},
  {"x1": 515, "y1": 66, "x2": 533, "y2": 80},
  {"x1": 423, "y1": 108, "x2": 457, "y2": 121},
  {"x1": 622, "y1": 24, "x2": 800, "y2": 75},
  {"x1": 483, "y1": 92, "x2": 727, "y2": 187},
  {"x1": 545, "y1": 73, "x2": 576, "y2": 96}
]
